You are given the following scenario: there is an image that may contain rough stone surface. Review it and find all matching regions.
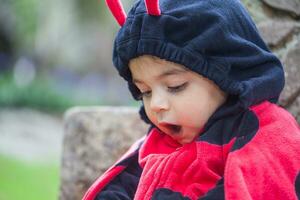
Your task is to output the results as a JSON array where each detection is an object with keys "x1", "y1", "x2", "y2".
[
  {"x1": 59, "y1": 106, "x2": 149, "y2": 200},
  {"x1": 288, "y1": 96, "x2": 300, "y2": 122},
  {"x1": 288, "y1": 95, "x2": 300, "y2": 123},
  {"x1": 279, "y1": 40, "x2": 300, "y2": 109},
  {"x1": 262, "y1": 0, "x2": 300, "y2": 17},
  {"x1": 257, "y1": 20, "x2": 297, "y2": 48},
  {"x1": 241, "y1": 0, "x2": 269, "y2": 23}
]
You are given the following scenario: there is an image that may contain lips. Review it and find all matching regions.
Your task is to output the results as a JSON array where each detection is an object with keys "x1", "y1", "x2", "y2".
[{"x1": 159, "y1": 122, "x2": 182, "y2": 135}]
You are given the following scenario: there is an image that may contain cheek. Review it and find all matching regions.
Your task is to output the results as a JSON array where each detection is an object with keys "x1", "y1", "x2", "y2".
[
  {"x1": 175, "y1": 96, "x2": 209, "y2": 126},
  {"x1": 178, "y1": 105, "x2": 205, "y2": 125},
  {"x1": 143, "y1": 102, "x2": 156, "y2": 122}
]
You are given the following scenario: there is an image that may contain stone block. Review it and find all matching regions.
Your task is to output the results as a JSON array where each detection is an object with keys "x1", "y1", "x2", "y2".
[{"x1": 59, "y1": 106, "x2": 149, "y2": 200}]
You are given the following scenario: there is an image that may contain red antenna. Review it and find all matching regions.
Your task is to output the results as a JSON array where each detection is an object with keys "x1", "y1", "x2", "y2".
[
  {"x1": 105, "y1": 0, "x2": 127, "y2": 26},
  {"x1": 145, "y1": 0, "x2": 161, "y2": 16},
  {"x1": 105, "y1": 0, "x2": 161, "y2": 26}
]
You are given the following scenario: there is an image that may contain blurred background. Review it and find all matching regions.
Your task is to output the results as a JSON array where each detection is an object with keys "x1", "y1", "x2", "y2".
[
  {"x1": 0, "y1": 0, "x2": 137, "y2": 199},
  {"x1": 1, "y1": 0, "x2": 300, "y2": 199}
]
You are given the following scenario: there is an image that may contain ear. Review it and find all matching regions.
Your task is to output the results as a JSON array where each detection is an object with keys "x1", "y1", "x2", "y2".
[{"x1": 105, "y1": 0, "x2": 161, "y2": 26}]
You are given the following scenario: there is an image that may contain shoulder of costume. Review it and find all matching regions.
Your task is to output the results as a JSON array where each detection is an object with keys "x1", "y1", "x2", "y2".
[{"x1": 224, "y1": 101, "x2": 300, "y2": 199}]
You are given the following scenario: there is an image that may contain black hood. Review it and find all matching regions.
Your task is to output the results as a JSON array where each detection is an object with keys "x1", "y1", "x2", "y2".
[{"x1": 110, "y1": 0, "x2": 285, "y2": 123}]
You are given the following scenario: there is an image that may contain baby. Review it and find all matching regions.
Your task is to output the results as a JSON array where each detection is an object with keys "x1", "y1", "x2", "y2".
[
  {"x1": 83, "y1": 0, "x2": 300, "y2": 199},
  {"x1": 129, "y1": 55, "x2": 227, "y2": 145}
]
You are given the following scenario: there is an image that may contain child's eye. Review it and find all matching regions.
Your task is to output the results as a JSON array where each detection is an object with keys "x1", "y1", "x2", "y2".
[{"x1": 168, "y1": 82, "x2": 188, "y2": 93}]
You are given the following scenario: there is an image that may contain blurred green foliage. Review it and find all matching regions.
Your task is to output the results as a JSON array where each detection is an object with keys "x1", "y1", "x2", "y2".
[
  {"x1": 76, "y1": 0, "x2": 108, "y2": 23},
  {"x1": 8, "y1": 0, "x2": 112, "y2": 51},
  {"x1": 0, "y1": 154, "x2": 59, "y2": 200},
  {"x1": 0, "y1": 72, "x2": 75, "y2": 112},
  {"x1": 10, "y1": 0, "x2": 38, "y2": 50}
]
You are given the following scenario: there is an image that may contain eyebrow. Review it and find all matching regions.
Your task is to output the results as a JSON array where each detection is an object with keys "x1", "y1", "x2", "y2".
[{"x1": 132, "y1": 68, "x2": 188, "y2": 84}]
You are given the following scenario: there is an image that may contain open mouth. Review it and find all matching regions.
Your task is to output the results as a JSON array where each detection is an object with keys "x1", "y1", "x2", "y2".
[{"x1": 160, "y1": 123, "x2": 182, "y2": 135}]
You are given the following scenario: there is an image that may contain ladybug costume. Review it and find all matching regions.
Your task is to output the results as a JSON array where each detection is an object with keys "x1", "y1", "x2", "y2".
[{"x1": 83, "y1": 0, "x2": 300, "y2": 199}]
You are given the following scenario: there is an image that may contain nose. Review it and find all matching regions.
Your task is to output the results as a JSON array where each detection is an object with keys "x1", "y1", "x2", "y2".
[{"x1": 150, "y1": 92, "x2": 169, "y2": 113}]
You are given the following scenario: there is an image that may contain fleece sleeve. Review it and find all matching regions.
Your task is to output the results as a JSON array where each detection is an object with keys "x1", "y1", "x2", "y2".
[{"x1": 95, "y1": 154, "x2": 142, "y2": 200}]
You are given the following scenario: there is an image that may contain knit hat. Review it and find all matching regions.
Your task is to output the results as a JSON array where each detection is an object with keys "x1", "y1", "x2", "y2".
[{"x1": 106, "y1": 0, "x2": 285, "y2": 123}]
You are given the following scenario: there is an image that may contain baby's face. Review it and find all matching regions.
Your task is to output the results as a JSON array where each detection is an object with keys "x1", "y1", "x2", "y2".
[{"x1": 129, "y1": 55, "x2": 227, "y2": 145}]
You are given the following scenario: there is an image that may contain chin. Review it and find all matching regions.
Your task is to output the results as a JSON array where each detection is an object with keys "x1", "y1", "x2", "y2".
[{"x1": 176, "y1": 138, "x2": 193, "y2": 145}]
